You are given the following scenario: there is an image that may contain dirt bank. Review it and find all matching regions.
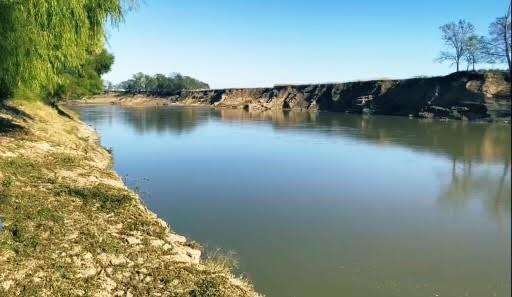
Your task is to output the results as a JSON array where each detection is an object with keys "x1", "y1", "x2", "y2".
[
  {"x1": 180, "y1": 71, "x2": 510, "y2": 121},
  {"x1": 69, "y1": 94, "x2": 208, "y2": 108}
]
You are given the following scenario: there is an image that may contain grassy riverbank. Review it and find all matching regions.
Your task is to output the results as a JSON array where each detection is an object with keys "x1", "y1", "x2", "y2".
[{"x1": 0, "y1": 100, "x2": 260, "y2": 296}]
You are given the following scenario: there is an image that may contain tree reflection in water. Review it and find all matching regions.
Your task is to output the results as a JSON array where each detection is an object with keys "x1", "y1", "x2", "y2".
[
  {"x1": 439, "y1": 159, "x2": 510, "y2": 223},
  {"x1": 78, "y1": 105, "x2": 511, "y2": 221}
]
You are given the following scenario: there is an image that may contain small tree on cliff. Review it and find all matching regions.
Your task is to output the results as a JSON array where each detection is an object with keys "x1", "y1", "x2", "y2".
[
  {"x1": 483, "y1": 4, "x2": 512, "y2": 72},
  {"x1": 464, "y1": 35, "x2": 484, "y2": 71},
  {"x1": 437, "y1": 20, "x2": 475, "y2": 72}
]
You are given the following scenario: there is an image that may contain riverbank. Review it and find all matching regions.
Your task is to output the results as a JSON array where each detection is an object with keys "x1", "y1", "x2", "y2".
[
  {"x1": 69, "y1": 94, "x2": 209, "y2": 108},
  {"x1": 0, "y1": 100, "x2": 261, "y2": 296},
  {"x1": 75, "y1": 71, "x2": 511, "y2": 122}
]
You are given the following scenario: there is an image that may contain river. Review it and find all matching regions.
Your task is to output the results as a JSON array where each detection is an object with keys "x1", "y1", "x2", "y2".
[{"x1": 75, "y1": 105, "x2": 511, "y2": 297}]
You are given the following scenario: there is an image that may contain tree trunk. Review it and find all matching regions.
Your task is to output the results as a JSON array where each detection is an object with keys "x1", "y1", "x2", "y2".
[{"x1": 506, "y1": 4, "x2": 511, "y2": 73}]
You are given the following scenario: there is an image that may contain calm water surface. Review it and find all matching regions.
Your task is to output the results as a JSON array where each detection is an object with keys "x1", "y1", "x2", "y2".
[{"x1": 76, "y1": 105, "x2": 511, "y2": 297}]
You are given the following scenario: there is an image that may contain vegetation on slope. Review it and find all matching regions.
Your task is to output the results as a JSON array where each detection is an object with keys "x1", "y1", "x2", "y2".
[
  {"x1": 0, "y1": 101, "x2": 261, "y2": 296},
  {"x1": 52, "y1": 49, "x2": 116, "y2": 101}
]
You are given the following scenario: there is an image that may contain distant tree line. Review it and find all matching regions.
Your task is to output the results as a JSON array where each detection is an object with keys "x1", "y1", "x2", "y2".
[
  {"x1": 114, "y1": 73, "x2": 209, "y2": 95},
  {"x1": 437, "y1": 4, "x2": 511, "y2": 72}
]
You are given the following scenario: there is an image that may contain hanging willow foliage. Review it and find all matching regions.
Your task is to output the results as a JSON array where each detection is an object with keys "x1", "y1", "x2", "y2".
[{"x1": 0, "y1": 0, "x2": 135, "y2": 99}]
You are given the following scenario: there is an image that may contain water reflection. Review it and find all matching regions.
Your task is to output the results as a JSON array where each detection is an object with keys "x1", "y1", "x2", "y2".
[
  {"x1": 79, "y1": 106, "x2": 511, "y2": 220},
  {"x1": 438, "y1": 159, "x2": 511, "y2": 222},
  {"x1": 96, "y1": 106, "x2": 511, "y2": 163},
  {"x1": 217, "y1": 109, "x2": 511, "y2": 165},
  {"x1": 84, "y1": 107, "x2": 511, "y2": 164},
  {"x1": 119, "y1": 107, "x2": 208, "y2": 135}
]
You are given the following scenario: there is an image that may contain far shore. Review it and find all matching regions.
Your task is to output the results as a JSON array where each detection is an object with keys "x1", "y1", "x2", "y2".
[
  {"x1": 70, "y1": 71, "x2": 511, "y2": 123},
  {"x1": 67, "y1": 94, "x2": 190, "y2": 107}
]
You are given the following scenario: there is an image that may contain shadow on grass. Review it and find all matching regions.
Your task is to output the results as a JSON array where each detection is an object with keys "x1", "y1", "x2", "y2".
[
  {"x1": 0, "y1": 102, "x2": 32, "y2": 120},
  {"x1": 0, "y1": 102, "x2": 32, "y2": 135},
  {"x1": 53, "y1": 104, "x2": 74, "y2": 120},
  {"x1": 0, "y1": 117, "x2": 23, "y2": 134}
]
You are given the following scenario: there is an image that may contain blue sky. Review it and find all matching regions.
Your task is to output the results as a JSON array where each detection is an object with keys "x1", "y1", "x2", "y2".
[{"x1": 104, "y1": 0, "x2": 509, "y2": 88}]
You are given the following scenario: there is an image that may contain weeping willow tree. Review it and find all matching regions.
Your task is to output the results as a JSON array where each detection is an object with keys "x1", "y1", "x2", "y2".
[{"x1": 0, "y1": 0, "x2": 135, "y2": 100}]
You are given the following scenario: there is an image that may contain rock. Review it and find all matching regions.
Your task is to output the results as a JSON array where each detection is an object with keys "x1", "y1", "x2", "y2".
[
  {"x1": 100, "y1": 276, "x2": 117, "y2": 294},
  {"x1": 110, "y1": 255, "x2": 128, "y2": 266},
  {"x1": 82, "y1": 252, "x2": 93, "y2": 260},
  {"x1": 79, "y1": 267, "x2": 97, "y2": 278},
  {"x1": 186, "y1": 249, "x2": 201, "y2": 263},
  {"x1": 166, "y1": 254, "x2": 192, "y2": 263},
  {"x1": 155, "y1": 218, "x2": 168, "y2": 229},
  {"x1": 105, "y1": 267, "x2": 114, "y2": 276},
  {"x1": 167, "y1": 233, "x2": 186, "y2": 244},
  {"x1": 69, "y1": 246, "x2": 81, "y2": 256},
  {"x1": 1, "y1": 280, "x2": 14, "y2": 291},
  {"x1": 125, "y1": 236, "x2": 142, "y2": 245},
  {"x1": 98, "y1": 253, "x2": 129, "y2": 266},
  {"x1": 66, "y1": 231, "x2": 79, "y2": 240},
  {"x1": 150, "y1": 239, "x2": 165, "y2": 247}
]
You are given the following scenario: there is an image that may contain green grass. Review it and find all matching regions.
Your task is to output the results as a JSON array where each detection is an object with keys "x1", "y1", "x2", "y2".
[
  {"x1": 0, "y1": 175, "x2": 13, "y2": 204},
  {"x1": 56, "y1": 184, "x2": 133, "y2": 213}
]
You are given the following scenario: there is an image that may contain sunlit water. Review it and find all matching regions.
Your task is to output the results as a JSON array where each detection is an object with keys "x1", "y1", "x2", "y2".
[{"x1": 75, "y1": 105, "x2": 511, "y2": 297}]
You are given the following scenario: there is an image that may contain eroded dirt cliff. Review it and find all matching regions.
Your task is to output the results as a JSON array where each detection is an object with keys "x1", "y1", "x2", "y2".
[{"x1": 180, "y1": 71, "x2": 510, "y2": 121}]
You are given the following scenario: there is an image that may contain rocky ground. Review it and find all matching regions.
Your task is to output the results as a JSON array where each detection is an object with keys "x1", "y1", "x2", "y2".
[{"x1": 0, "y1": 100, "x2": 261, "y2": 297}]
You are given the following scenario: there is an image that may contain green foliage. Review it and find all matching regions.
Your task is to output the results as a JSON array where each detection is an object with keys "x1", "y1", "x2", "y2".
[
  {"x1": 57, "y1": 184, "x2": 133, "y2": 213},
  {"x1": 119, "y1": 72, "x2": 210, "y2": 95},
  {"x1": 5, "y1": 223, "x2": 40, "y2": 255},
  {"x1": 0, "y1": 0, "x2": 132, "y2": 100},
  {"x1": 53, "y1": 49, "x2": 115, "y2": 100},
  {"x1": 0, "y1": 175, "x2": 13, "y2": 204}
]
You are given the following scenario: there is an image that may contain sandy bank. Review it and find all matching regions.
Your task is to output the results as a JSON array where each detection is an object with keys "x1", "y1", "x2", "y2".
[{"x1": 69, "y1": 94, "x2": 208, "y2": 108}]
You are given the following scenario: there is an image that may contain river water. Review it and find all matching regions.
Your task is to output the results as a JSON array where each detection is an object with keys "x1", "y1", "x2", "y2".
[{"x1": 75, "y1": 105, "x2": 511, "y2": 297}]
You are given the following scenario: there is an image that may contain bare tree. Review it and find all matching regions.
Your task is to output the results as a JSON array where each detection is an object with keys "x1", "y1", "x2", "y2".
[
  {"x1": 483, "y1": 4, "x2": 512, "y2": 72},
  {"x1": 465, "y1": 35, "x2": 484, "y2": 71},
  {"x1": 437, "y1": 20, "x2": 475, "y2": 72}
]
